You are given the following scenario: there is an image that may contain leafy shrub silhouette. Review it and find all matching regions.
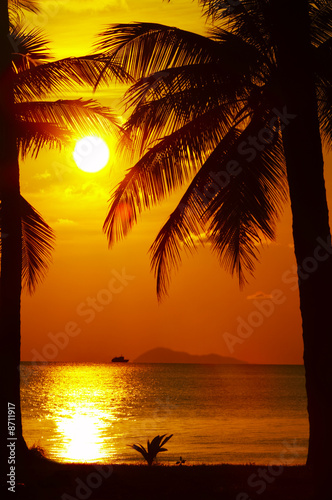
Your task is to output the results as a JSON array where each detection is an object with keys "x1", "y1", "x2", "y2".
[{"x1": 129, "y1": 434, "x2": 173, "y2": 466}]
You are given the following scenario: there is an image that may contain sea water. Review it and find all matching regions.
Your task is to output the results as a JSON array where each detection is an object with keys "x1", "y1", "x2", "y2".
[{"x1": 20, "y1": 362, "x2": 308, "y2": 464}]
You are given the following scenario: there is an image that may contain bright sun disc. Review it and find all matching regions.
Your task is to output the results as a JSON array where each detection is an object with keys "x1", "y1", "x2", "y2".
[{"x1": 73, "y1": 136, "x2": 110, "y2": 173}]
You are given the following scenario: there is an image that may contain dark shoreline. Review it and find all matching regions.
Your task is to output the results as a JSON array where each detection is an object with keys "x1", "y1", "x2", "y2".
[{"x1": 21, "y1": 460, "x2": 312, "y2": 500}]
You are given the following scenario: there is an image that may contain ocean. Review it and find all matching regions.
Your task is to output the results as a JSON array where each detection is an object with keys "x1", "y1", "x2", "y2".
[{"x1": 20, "y1": 362, "x2": 308, "y2": 465}]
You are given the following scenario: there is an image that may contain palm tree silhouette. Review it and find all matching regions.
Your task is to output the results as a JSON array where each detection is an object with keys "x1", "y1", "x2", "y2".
[
  {"x1": 96, "y1": 0, "x2": 332, "y2": 494},
  {"x1": 0, "y1": 2, "x2": 129, "y2": 487}
]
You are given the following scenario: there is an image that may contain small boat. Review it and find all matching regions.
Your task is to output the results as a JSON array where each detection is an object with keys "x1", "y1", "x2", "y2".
[{"x1": 111, "y1": 356, "x2": 129, "y2": 363}]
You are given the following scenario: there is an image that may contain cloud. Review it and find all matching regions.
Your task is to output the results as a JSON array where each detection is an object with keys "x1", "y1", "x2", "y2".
[
  {"x1": 40, "y1": 0, "x2": 128, "y2": 14},
  {"x1": 180, "y1": 232, "x2": 212, "y2": 248},
  {"x1": 54, "y1": 218, "x2": 76, "y2": 226},
  {"x1": 34, "y1": 171, "x2": 51, "y2": 180},
  {"x1": 63, "y1": 182, "x2": 109, "y2": 198},
  {"x1": 247, "y1": 291, "x2": 273, "y2": 300}
]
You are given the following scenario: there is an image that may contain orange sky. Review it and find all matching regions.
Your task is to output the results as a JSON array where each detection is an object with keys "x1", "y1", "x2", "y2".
[{"x1": 19, "y1": 0, "x2": 332, "y2": 364}]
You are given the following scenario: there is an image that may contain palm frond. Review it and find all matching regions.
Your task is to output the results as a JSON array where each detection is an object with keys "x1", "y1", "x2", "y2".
[
  {"x1": 103, "y1": 104, "x2": 235, "y2": 246},
  {"x1": 207, "y1": 27, "x2": 271, "y2": 84},
  {"x1": 16, "y1": 99, "x2": 120, "y2": 158},
  {"x1": 14, "y1": 55, "x2": 131, "y2": 102},
  {"x1": 200, "y1": 0, "x2": 272, "y2": 54},
  {"x1": 150, "y1": 107, "x2": 288, "y2": 298},
  {"x1": 150, "y1": 126, "x2": 241, "y2": 299},
  {"x1": 10, "y1": 0, "x2": 40, "y2": 14},
  {"x1": 94, "y1": 22, "x2": 222, "y2": 87},
  {"x1": 123, "y1": 63, "x2": 239, "y2": 112},
  {"x1": 20, "y1": 197, "x2": 55, "y2": 294},
  {"x1": 10, "y1": 23, "x2": 51, "y2": 73},
  {"x1": 317, "y1": 81, "x2": 332, "y2": 148},
  {"x1": 16, "y1": 120, "x2": 69, "y2": 159},
  {"x1": 0, "y1": 197, "x2": 55, "y2": 293},
  {"x1": 310, "y1": 0, "x2": 332, "y2": 47},
  {"x1": 207, "y1": 113, "x2": 288, "y2": 285},
  {"x1": 16, "y1": 98, "x2": 120, "y2": 133},
  {"x1": 130, "y1": 443, "x2": 149, "y2": 462},
  {"x1": 160, "y1": 434, "x2": 173, "y2": 448},
  {"x1": 8, "y1": 0, "x2": 40, "y2": 26},
  {"x1": 120, "y1": 60, "x2": 252, "y2": 157},
  {"x1": 314, "y1": 38, "x2": 332, "y2": 147}
]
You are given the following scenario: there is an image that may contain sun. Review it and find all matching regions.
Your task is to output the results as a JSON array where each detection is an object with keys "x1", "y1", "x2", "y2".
[{"x1": 73, "y1": 136, "x2": 110, "y2": 173}]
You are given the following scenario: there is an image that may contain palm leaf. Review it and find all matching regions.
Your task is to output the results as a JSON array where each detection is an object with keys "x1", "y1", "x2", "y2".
[
  {"x1": 147, "y1": 434, "x2": 172, "y2": 455},
  {"x1": 16, "y1": 99, "x2": 120, "y2": 158},
  {"x1": 150, "y1": 126, "x2": 241, "y2": 299},
  {"x1": 20, "y1": 197, "x2": 55, "y2": 293},
  {"x1": 8, "y1": 0, "x2": 40, "y2": 25},
  {"x1": 16, "y1": 98, "x2": 120, "y2": 133},
  {"x1": 160, "y1": 434, "x2": 173, "y2": 448},
  {"x1": 130, "y1": 443, "x2": 149, "y2": 462},
  {"x1": 120, "y1": 61, "x2": 249, "y2": 157},
  {"x1": 10, "y1": 0, "x2": 40, "y2": 13},
  {"x1": 310, "y1": 0, "x2": 332, "y2": 47},
  {"x1": 200, "y1": 0, "x2": 272, "y2": 55},
  {"x1": 207, "y1": 113, "x2": 287, "y2": 285},
  {"x1": 16, "y1": 120, "x2": 69, "y2": 159},
  {"x1": 150, "y1": 107, "x2": 288, "y2": 298},
  {"x1": 315, "y1": 38, "x2": 332, "y2": 147},
  {"x1": 94, "y1": 22, "x2": 223, "y2": 87},
  {"x1": 14, "y1": 54, "x2": 131, "y2": 102},
  {"x1": 103, "y1": 104, "x2": 234, "y2": 245},
  {"x1": 10, "y1": 23, "x2": 51, "y2": 73},
  {"x1": 0, "y1": 197, "x2": 55, "y2": 294}
]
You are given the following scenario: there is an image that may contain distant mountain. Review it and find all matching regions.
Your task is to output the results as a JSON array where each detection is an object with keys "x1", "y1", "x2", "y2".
[{"x1": 133, "y1": 347, "x2": 247, "y2": 364}]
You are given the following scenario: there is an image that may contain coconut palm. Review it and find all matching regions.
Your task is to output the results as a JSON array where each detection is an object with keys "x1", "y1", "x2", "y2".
[
  {"x1": 0, "y1": 3, "x2": 130, "y2": 486},
  {"x1": 95, "y1": 0, "x2": 332, "y2": 494}
]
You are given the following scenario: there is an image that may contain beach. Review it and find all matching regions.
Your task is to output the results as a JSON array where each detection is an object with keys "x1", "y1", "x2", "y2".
[{"x1": 20, "y1": 458, "x2": 311, "y2": 500}]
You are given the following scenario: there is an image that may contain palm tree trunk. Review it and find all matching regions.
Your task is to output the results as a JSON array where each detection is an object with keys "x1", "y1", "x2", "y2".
[
  {"x1": 271, "y1": 0, "x2": 332, "y2": 496},
  {"x1": 0, "y1": 0, "x2": 28, "y2": 493}
]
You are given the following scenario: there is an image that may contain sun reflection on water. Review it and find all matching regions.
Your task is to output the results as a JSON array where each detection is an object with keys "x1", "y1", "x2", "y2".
[
  {"x1": 56, "y1": 411, "x2": 108, "y2": 462},
  {"x1": 38, "y1": 364, "x2": 123, "y2": 463}
]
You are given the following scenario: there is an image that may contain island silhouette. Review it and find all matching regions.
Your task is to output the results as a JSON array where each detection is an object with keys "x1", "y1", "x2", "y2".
[{"x1": 133, "y1": 347, "x2": 247, "y2": 364}]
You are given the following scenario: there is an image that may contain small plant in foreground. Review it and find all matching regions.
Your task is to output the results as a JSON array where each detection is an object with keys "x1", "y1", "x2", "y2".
[
  {"x1": 129, "y1": 434, "x2": 173, "y2": 466},
  {"x1": 28, "y1": 444, "x2": 47, "y2": 461},
  {"x1": 176, "y1": 456, "x2": 186, "y2": 466}
]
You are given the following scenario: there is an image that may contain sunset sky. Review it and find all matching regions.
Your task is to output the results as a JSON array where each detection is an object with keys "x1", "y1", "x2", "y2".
[{"x1": 19, "y1": 0, "x2": 332, "y2": 365}]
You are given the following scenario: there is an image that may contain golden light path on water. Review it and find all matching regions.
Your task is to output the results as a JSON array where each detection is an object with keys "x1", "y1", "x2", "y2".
[
  {"x1": 49, "y1": 366, "x2": 121, "y2": 462},
  {"x1": 22, "y1": 363, "x2": 135, "y2": 463},
  {"x1": 55, "y1": 408, "x2": 110, "y2": 462}
]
